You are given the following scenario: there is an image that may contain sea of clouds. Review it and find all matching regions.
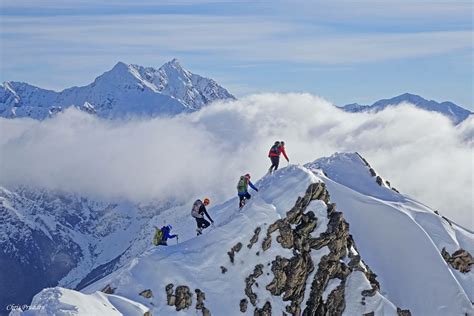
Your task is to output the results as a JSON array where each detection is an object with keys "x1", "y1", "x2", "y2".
[{"x1": 0, "y1": 93, "x2": 472, "y2": 228}]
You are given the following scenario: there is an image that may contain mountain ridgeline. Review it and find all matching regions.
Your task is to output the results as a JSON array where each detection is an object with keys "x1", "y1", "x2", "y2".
[
  {"x1": 340, "y1": 93, "x2": 472, "y2": 125},
  {"x1": 3, "y1": 153, "x2": 473, "y2": 316},
  {"x1": 0, "y1": 59, "x2": 235, "y2": 120}
]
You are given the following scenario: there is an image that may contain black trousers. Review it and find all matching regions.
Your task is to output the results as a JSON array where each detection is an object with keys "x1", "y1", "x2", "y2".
[
  {"x1": 269, "y1": 156, "x2": 280, "y2": 172},
  {"x1": 196, "y1": 217, "x2": 210, "y2": 229}
]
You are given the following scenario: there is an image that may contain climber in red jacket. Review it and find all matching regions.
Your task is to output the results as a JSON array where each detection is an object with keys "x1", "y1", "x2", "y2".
[{"x1": 268, "y1": 141, "x2": 289, "y2": 174}]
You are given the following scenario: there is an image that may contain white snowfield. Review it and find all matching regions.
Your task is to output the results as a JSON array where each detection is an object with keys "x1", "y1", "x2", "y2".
[
  {"x1": 0, "y1": 59, "x2": 235, "y2": 119},
  {"x1": 17, "y1": 153, "x2": 473, "y2": 316}
]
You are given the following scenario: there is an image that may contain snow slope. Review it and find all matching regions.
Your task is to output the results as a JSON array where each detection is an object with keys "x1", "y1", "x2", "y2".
[
  {"x1": 340, "y1": 93, "x2": 472, "y2": 124},
  {"x1": 19, "y1": 153, "x2": 473, "y2": 315},
  {"x1": 307, "y1": 153, "x2": 473, "y2": 315},
  {"x1": 0, "y1": 59, "x2": 235, "y2": 119}
]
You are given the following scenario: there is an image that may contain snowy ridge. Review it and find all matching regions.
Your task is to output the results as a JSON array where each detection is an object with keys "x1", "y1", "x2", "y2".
[
  {"x1": 340, "y1": 93, "x2": 472, "y2": 125},
  {"x1": 0, "y1": 59, "x2": 235, "y2": 119},
  {"x1": 17, "y1": 153, "x2": 473, "y2": 315},
  {"x1": 0, "y1": 186, "x2": 184, "y2": 313}
]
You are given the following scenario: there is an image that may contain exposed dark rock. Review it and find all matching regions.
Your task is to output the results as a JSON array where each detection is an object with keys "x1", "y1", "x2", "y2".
[
  {"x1": 254, "y1": 301, "x2": 272, "y2": 316},
  {"x1": 392, "y1": 187, "x2": 400, "y2": 193},
  {"x1": 442, "y1": 248, "x2": 474, "y2": 273},
  {"x1": 325, "y1": 283, "x2": 346, "y2": 315},
  {"x1": 397, "y1": 307, "x2": 412, "y2": 316},
  {"x1": 240, "y1": 298, "x2": 248, "y2": 312},
  {"x1": 441, "y1": 216, "x2": 453, "y2": 227},
  {"x1": 369, "y1": 168, "x2": 377, "y2": 177},
  {"x1": 139, "y1": 289, "x2": 153, "y2": 298},
  {"x1": 165, "y1": 284, "x2": 175, "y2": 306},
  {"x1": 385, "y1": 180, "x2": 391, "y2": 187},
  {"x1": 202, "y1": 307, "x2": 211, "y2": 316},
  {"x1": 363, "y1": 312, "x2": 374, "y2": 316},
  {"x1": 220, "y1": 266, "x2": 228, "y2": 274},
  {"x1": 101, "y1": 284, "x2": 115, "y2": 294},
  {"x1": 245, "y1": 264, "x2": 264, "y2": 306},
  {"x1": 361, "y1": 288, "x2": 377, "y2": 297},
  {"x1": 195, "y1": 288, "x2": 206, "y2": 310},
  {"x1": 276, "y1": 220, "x2": 294, "y2": 249},
  {"x1": 375, "y1": 176, "x2": 383, "y2": 186},
  {"x1": 262, "y1": 235, "x2": 272, "y2": 251},
  {"x1": 228, "y1": 242, "x2": 243, "y2": 264},
  {"x1": 175, "y1": 285, "x2": 193, "y2": 311},
  {"x1": 248, "y1": 227, "x2": 262, "y2": 249}
]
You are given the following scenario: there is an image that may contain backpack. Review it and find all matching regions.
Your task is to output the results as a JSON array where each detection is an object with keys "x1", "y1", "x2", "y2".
[
  {"x1": 237, "y1": 176, "x2": 248, "y2": 193},
  {"x1": 191, "y1": 199, "x2": 203, "y2": 218},
  {"x1": 269, "y1": 145, "x2": 279, "y2": 156},
  {"x1": 153, "y1": 228, "x2": 164, "y2": 246}
]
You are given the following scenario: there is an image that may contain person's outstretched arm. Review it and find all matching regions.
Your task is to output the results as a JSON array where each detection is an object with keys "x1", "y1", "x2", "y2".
[
  {"x1": 201, "y1": 205, "x2": 214, "y2": 223},
  {"x1": 249, "y1": 181, "x2": 258, "y2": 192},
  {"x1": 164, "y1": 230, "x2": 177, "y2": 239},
  {"x1": 280, "y1": 146, "x2": 289, "y2": 161}
]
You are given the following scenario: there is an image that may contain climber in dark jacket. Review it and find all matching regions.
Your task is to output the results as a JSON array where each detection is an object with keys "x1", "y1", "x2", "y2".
[{"x1": 191, "y1": 198, "x2": 214, "y2": 235}]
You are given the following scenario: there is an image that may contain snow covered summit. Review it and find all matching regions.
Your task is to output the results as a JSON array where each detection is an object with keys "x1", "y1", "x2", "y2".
[
  {"x1": 14, "y1": 153, "x2": 473, "y2": 316},
  {"x1": 340, "y1": 93, "x2": 472, "y2": 124},
  {"x1": 0, "y1": 59, "x2": 235, "y2": 119}
]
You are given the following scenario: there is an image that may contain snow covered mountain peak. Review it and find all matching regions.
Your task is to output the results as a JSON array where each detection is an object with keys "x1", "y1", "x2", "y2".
[
  {"x1": 0, "y1": 60, "x2": 235, "y2": 120},
  {"x1": 340, "y1": 93, "x2": 472, "y2": 124},
  {"x1": 11, "y1": 153, "x2": 473, "y2": 315}
]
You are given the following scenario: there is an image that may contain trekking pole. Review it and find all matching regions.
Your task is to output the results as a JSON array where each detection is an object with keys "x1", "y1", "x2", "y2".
[{"x1": 176, "y1": 236, "x2": 179, "y2": 245}]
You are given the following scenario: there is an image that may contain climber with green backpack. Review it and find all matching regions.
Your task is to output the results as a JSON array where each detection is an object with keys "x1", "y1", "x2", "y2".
[
  {"x1": 237, "y1": 173, "x2": 259, "y2": 209},
  {"x1": 153, "y1": 225, "x2": 178, "y2": 246}
]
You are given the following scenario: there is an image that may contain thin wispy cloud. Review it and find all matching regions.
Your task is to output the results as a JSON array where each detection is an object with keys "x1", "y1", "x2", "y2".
[{"x1": 1, "y1": 0, "x2": 472, "y2": 107}]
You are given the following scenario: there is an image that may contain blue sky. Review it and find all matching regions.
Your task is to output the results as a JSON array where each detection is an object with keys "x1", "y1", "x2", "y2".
[{"x1": 1, "y1": 0, "x2": 472, "y2": 108}]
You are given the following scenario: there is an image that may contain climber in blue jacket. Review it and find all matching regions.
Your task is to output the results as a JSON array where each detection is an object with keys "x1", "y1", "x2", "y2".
[{"x1": 153, "y1": 225, "x2": 178, "y2": 246}]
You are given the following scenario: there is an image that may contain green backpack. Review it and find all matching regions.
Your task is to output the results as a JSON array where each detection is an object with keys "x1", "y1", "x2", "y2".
[
  {"x1": 237, "y1": 176, "x2": 248, "y2": 193},
  {"x1": 153, "y1": 228, "x2": 164, "y2": 246}
]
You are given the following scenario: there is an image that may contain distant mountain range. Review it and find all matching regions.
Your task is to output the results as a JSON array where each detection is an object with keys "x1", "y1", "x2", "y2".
[
  {"x1": 1, "y1": 61, "x2": 471, "y2": 125},
  {"x1": 0, "y1": 59, "x2": 235, "y2": 119},
  {"x1": 340, "y1": 93, "x2": 472, "y2": 124}
]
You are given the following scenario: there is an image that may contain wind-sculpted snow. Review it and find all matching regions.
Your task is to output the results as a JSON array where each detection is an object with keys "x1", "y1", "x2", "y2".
[{"x1": 18, "y1": 158, "x2": 473, "y2": 315}]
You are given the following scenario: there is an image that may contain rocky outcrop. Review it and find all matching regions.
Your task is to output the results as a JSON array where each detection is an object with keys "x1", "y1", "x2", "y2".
[
  {"x1": 228, "y1": 242, "x2": 243, "y2": 264},
  {"x1": 240, "y1": 298, "x2": 248, "y2": 312},
  {"x1": 254, "y1": 301, "x2": 272, "y2": 315},
  {"x1": 397, "y1": 307, "x2": 412, "y2": 316},
  {"x1": 101, "y1": 284, "x2": 115, "y2": 294},
  {"x1": 165, "y1": 284, "x2": 176, "y2": 306},
  {"x1": 247, "y1": 227, "x2": 262, "y2": 249},
  {"x1": 175, "y1": 286, "x2": 193, "y2": 311},
  {"x1": 166, "y1": 283, "x2": 211, "y2": 315},
  {"x1": 195, "y1": 289, "x2": 211, "y2": 316},
  {"x1": 355, "y1": 152, "x2": 399, "y2": 192},
  {"x1": 244, "y1": 264, "x2": 264, "y2": 306},
  {"x1": 139, "y1": 289, "x2": 153, "y2": 299},
  {"x1": 441, "y1": 248, "x2": 474, "y2": 273},
  {"x1": 242, "y1": 182, "x2": 409, "y2": 316}
]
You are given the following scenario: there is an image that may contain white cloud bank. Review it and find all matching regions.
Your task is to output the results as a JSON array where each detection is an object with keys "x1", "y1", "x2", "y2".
[{"x1": 0, "y1": 93, "x2": 472, "y2": 229}]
